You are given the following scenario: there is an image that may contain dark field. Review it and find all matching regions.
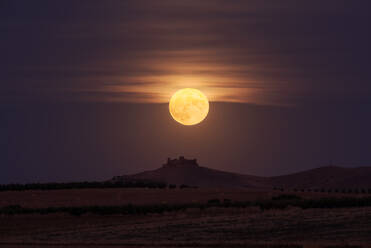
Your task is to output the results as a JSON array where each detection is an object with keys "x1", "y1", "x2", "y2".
[
  {"x1": 0, "y1": 188, "x2": 274, "y2": 208},
  {"x1": 0, "y1": 188, "x2": 365, "y2": 208},
  {"x1": 0, "y1": 188, "x2": 370, "y2": 248}
]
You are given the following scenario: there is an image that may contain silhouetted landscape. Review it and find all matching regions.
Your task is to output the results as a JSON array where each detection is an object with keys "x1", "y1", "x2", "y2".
[
  {"x1": 1, "y1": 157, "x2": 371, "y2": 247},
  {"x1": 115, "y1": 157, "x2": 371, "y2": 191}
]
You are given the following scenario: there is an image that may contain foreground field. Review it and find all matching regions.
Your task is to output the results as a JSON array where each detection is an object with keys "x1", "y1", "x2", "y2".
[
  {"x1": 0, "y1": 189, "x2": 370, "y2": 247},
  {"x1": 1, "y1": 207, "x2": 371, "y2": 247}
]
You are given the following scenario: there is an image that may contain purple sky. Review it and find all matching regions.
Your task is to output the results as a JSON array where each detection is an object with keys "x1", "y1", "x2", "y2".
[{"x1": 1, "y1": 1, "x2": 371, "y2": 183}]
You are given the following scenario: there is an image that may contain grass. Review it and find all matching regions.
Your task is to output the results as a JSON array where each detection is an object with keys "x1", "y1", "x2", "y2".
[
  {"x1": 0, "y1": 242, "x2": 305, "y2": 248},
  {"x1": 323, "y1": 246, "x2": 362, "y2": 248}
]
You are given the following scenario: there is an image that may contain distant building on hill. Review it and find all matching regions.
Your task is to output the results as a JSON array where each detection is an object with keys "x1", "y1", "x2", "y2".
[{"x1": 163, "y1": 156, "x2": 199, "y2": 168}]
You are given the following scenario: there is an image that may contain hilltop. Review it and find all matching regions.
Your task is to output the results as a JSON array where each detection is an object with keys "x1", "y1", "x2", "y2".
[{"x1": 112, "y1": 156, "x2": 270, "y2": 188}]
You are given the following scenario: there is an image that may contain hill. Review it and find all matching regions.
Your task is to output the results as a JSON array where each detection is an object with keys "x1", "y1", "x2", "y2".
[
  {"x1": 112, "y1": 157, "x2": 371, "y2": 189},
  {"x1": 271, "y1": 165, "x2": 371, "y2": 189},
  {"x1": 112, "y1": 157, "x2": 270, "y2": 189}
]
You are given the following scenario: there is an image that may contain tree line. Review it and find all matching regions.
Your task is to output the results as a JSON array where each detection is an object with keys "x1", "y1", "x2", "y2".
[
  {"x1": 0, "y1": 181, "x2": 197, "y2": 191},
  {"x1": 1, "y1": 194, "x2": 371, "y2": 216},
  {"x1": 273, "y1": 187, "x2": 371, "y2": 194}
]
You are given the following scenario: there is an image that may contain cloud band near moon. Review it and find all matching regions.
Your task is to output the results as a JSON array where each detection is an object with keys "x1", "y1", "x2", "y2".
[{"x1": 1, "y1": 0, "x2": 370, "y2": 105}]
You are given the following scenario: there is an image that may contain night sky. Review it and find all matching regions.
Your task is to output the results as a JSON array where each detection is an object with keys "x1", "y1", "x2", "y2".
[{"x1": 1, "y1": 1, "x2": 371, "y2": 183}]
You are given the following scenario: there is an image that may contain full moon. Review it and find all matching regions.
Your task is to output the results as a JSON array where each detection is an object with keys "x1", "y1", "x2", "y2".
[{"x1": 169, "y1": 88, "x2": 209, "y2": 126}]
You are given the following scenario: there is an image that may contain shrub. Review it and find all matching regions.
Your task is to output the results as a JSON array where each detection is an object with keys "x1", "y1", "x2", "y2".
[
  {"x1": 207, "y1": 199, "x2": 221, "y2": 205},
  {"x1": 180, "y1": 184, "x2": 191, "y2": 189},
  {"x1": 69, "y1": 207, "x2": 85, "y2": 216},
  {"x1": 323, "y1": 245, "x2": 362, "y2": 248},
  {"x1": 0, "y1": 205, "x2": 23, "y2": 215},
  {"x1": 258, "y1": 200, "x2": 288, "y2": 211},
  {"x1": 272, "y1": 194, "x2": 302, "y2": 201}
]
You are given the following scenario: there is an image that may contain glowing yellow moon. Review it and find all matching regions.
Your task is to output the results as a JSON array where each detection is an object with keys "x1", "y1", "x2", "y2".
[{"x1": 169, "y1": 88, "x2": 209, "y2": 126}]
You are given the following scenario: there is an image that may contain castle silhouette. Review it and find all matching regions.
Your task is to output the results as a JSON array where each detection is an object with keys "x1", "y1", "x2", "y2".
[{"x1": 162, "y1": 156, "x2": 199, "y2": 168}]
